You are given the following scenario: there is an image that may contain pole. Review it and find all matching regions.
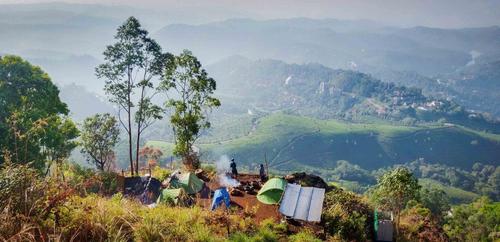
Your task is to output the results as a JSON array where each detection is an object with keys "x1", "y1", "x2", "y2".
[{"x1": 264, "y1": 152, "x2": 269, "y2": 176}]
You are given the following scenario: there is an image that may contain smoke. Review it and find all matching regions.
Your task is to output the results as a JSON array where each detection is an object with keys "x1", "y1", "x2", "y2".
[
  {"x1": 215, "y1": 155, "x2": 240, "y2": 187},
  {"x1": 219, "y1": 174, "x2": 240, "y2": 187}
]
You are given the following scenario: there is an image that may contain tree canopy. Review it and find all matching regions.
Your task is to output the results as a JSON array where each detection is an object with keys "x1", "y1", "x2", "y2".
[
  {"x1": 80, "y1": 113, "x2": 120, "y2": 171},
  {"x1": 370, "y1": 167, "x2": 421, "y2": 234},
  {"x1": 159, "y1": 50, "x2": 220, "y2": 170},
  {"x1": 0, "y1": 55, "x2": 74, "y2": 170}
]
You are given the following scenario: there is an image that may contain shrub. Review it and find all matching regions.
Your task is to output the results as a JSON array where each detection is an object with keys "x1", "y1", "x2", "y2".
[
  {"x1": 0, "y1": 163, "x2": 44, "y2": 240},
  {"x1": 151, "y1": 166, "x2": 172, "y2": 182},
  {"x1": 0, "y1": 163, "x2": 41, "y2": 214},
  {"x1": 227, "y1": 218, "x2": 286, "y2": 242},
  {"x1": 444, "y1": 197, "x2": 500, "y2": 242},
  {"x1": 398, "y1": 203, "x2": 448, "y2": 242},
  {"x1": 0, "y1": 163, "x2": 77, "y2": 241},
  {"x1": 229, "y1": 232, "x2": 252, "y2": 242},
  {"x1": 60, "y1": 162, "x2": 120, "y2": 195},
  {"x1": 322, "y1": 188, "x2": 374, "y2": 241},
  {"x1": 289, "y1": 230, "x2": 321, "y2": 242}
]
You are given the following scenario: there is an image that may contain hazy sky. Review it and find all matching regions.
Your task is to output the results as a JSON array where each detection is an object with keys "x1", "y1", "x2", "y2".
[{"x1": 1, "y1": 0, "x2": 500, "y2": 28}]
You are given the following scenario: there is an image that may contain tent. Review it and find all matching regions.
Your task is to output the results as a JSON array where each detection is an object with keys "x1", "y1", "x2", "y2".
[
  {"x1": 257, "y1": 178, "x2": 286, "y2": 205},
  {"x1": 123, "y1": 176, "x2": 162, "y2": 204},
  {"x1": 157, "y1": 188, "x2": 187, "y2": 205},
  {"x1": 169, "y1": 172, "x2": 204, "y2": 194},
  {"x1": 211, "y1": 187, "x2": 231, "y2": 210},
  {"x1": 279, "y1": 183, "x2": 325, "y2": 222}
]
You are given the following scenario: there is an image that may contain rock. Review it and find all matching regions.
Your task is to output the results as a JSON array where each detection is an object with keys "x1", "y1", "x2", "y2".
[
  {"x1": 285, "y1": 172, "x2": 330, "y2": 190},
  {"x1": 195, "y1": 169, "x2": 210, "y2": 182},
  {"x1": 250, "y1": 181, "x2": 261, "y2": 189},
  {"x1": 230, "y1": 188, "x2": 244, "y2": 197},
  {"x1": 246, "y1": 190, "x2": 257, "y2": 195}
]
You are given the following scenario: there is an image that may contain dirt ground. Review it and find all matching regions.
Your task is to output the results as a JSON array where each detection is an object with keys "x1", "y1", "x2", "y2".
[{"x1": 198, "y1": 173, "x2": 282, "y2": 223}]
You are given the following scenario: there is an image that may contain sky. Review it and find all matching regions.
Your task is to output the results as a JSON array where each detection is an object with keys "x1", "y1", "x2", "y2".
[{"x1": 1, "y1": 0, "x2": 500, "y2": 28}]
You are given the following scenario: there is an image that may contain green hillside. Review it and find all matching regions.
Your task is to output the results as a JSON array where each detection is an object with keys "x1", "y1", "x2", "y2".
[
  {"x1": 147, "y1": 113, "x2": 500, "y2": 171},
  {"x1": 419, "y1": 178, "x2": 480, "y2": 204}
]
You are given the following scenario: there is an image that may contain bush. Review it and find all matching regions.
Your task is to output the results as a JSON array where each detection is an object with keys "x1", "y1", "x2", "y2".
[
  {"x1": 322, "y1": 188, "x2": 374, "y2": 241},
  {"x1": 398, "y1": 203, "x2": 448, "y2": 242},
  {"x1": 151, "y1": 166, "x2": 172, "y2": 182},
  {"x1": 61, "y1": 162, "x2": 120, "y2": 195},
  {"x1": 0, "y1": 163, "x2": 76, "y2": 241},
  {"x1": 444, "y1": 197, "x2": 500, "y2": 242},
  {"x1": 289, "y1": 230, "x2": 321, "y2": 242},
  {"x1": 0, "y1": 163, "x2": 41, "y2": 214},
  {"x1": 0, "y1": 163, "x2": 44, "y2": 240},
  {"x1": 227, "y1": 218, "x2": 287, "y2": 242}
]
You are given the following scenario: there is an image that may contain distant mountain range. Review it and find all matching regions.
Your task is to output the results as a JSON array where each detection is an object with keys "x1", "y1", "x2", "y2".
[
  {"x1": 1, "y1": 2, "x2": 499, "y2": 122},
  {"x1": 155, "y1": 18, "x2": 500, "y2": 75},
  {"x1": 207, "y1": 56, "x2": 500, "y2": 133}
]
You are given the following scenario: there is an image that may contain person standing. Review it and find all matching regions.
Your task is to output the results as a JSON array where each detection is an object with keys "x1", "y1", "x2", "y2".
[
  {"x1": 230, "y1": 158, "x2": 238, "y2": 177},
  {"x1": 259, "y1": 164, "x2": 267, "y2": 182}
]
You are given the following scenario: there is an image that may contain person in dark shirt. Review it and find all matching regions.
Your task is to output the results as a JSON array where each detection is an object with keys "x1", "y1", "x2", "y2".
[
  {"x1": 259, "y1": 164, "x2": 267, "y2": 182},
  {"x1": 230, "y1": 158, "x2": 238, "y2": 177}
]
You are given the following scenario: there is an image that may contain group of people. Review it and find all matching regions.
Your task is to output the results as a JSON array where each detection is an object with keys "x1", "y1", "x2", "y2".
[{"x1": 229, "y1": 158, "x2": 268, "y2": 182}]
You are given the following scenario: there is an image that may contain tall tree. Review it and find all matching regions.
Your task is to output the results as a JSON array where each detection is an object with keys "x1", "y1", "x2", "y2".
[
  {"x1": 370, "y1": 167, "x2": 421, "y2": 235},
  {"x1": 159, "y1": 50, "x2": 221, "y2": 170},
  {"x1": 80, "y1": 113, "x2": 120, "y2": 171},
  {"x1": 0, "y1": 55, "x2": 70, "y2": 170},
  {"x1": 96, "y1": 17, "x2": 171, "y2": 175}
]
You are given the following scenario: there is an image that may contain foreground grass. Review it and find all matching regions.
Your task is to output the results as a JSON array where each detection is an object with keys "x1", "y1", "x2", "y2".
[{"x1": 4, "y1": 191, "x2": 304, "y2": 242}]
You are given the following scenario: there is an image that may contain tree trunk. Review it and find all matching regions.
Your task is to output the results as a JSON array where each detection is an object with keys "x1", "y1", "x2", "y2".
[
  {"x1": 135, "y1": 129, "x2": 141, "y2": 175},
  {"x1": 127, "y1": 74, "x2": 134, "y2": 176},
  {"x1": 128, "y1": 115, "x2": 134, "y2": 175},
  {"x1": 134, "y1": 86, "x2": 145, "y2": 176}
]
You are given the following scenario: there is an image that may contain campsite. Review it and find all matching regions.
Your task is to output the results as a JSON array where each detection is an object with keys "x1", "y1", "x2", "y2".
[
  {"x1": 122, "y1": 168, "x2": 325, "y2": 224},
  {"x1": 112, "y1": 161, "x2": 396, "y2": 241}
]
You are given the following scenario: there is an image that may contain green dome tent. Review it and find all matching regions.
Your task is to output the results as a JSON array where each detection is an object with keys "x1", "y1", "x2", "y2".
[
  {"x1": 257, "y1": 178, "x2": 286, "y2": 205},
  {"x1": 157, "y1": 188, "x2": 186, "y2": 205},
  {"x1": 169, "y1": 172, "x2": 204, "y2": 194}
]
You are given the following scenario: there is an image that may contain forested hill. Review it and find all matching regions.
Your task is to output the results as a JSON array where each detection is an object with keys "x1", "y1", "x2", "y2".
[{"x1": 208, "y1": 56, "x2": 500, "y2": 133}]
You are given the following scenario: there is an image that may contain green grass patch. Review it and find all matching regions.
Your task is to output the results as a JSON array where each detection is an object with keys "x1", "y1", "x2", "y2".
[{"x1": 419, "y1": 178, "x2": 480, "y2": 204}]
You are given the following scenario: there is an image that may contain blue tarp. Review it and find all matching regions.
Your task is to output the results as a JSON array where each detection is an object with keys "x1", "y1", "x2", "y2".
[{"x1": 211, "y1": 187, "x2": 231, "y2": 211}]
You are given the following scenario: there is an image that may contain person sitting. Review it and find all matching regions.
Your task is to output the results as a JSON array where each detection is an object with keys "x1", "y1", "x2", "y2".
[{"x1": 230, "y1": 158, "x2": 238, "y2": 177}]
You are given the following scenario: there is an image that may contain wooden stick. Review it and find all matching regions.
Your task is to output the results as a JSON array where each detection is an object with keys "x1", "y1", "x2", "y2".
[{"x1": 264, "y1": 152, "x2": 269, "y2": 176}]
